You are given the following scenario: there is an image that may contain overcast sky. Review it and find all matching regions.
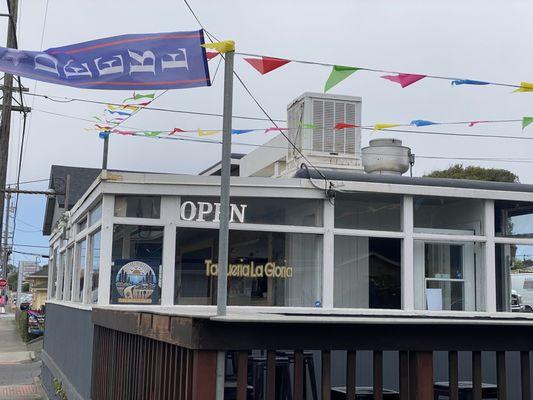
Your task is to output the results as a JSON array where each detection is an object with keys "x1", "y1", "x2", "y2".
[{"x1": 3, "y1": 0, "x2": 533, "y2": 265}]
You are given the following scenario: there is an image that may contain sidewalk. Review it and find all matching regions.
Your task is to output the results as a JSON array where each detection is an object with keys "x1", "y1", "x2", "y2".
[{"x1": 0, "y1": 313, "x2": 45, "y2": 399}]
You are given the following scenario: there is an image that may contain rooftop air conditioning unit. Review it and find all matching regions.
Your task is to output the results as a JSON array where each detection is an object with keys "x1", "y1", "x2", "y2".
[{"x1": 286, "y1": 92, "x2": 362, "y2": 173}]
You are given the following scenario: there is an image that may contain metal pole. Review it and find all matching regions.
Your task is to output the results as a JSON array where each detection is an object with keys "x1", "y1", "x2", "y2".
[
  {"x1": 2, "y1": 190, "x2": 10, "y2": 280},
  {"x1": 102, "y1": 135, "x2": 109, "y2": 170},
  {"x1": 0, "y1": 0, "x2": 18, "y2": 284},
  {"x1": 16, "y1": 261, "x2": 22, "y2": 308},
  {"x1": 215, "y1": 49, "x2": 235, "y2": 400}
]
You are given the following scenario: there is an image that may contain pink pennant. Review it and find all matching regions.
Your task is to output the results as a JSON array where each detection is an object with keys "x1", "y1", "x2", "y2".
[
  {"x1": 264, "y1": 127, "x2": 288, "y2": 133},
  {"x1": 244, "y1": 57, "x2": 291, "y2": 75},
  {"x1": 334, "y1": 122, "x2": 358, "y2": 130},
  {"x1": 206, "y1": 51, "x2": 219, "y2": 60},
  {"x1": 112, "y1": 129, "x2": 135, "y2": 136},
  {"x1": 468, "y1": 120, "x2": 487, "y2": 127},
  {"x1": 169, "y1": 128, "x2": 185, "y2": 135},
  {"x1": 381, "y1": 73, "x2": 426, "y2": 88}
]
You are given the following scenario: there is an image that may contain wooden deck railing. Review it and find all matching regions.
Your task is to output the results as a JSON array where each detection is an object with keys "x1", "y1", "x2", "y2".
[{"x1": 91, "y1": 309, "x2": 533, "y2": 400}]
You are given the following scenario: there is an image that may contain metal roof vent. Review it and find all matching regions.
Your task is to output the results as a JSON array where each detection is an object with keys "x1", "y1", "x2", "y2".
[{"x1": 361, "y1": 138, "x2": 413, "y2": 175}]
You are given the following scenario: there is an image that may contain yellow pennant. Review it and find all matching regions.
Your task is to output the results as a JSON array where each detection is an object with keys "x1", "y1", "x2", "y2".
[
  {"x1": 198, "y1": 129, "x2": 220, "y2": 137},
  {"x1": 374, "y1": 123, "x2": 401, "y2": 131},
  {"x1": 201, "y1": 40, "x2": 235, "y2": 54},
  {"x1": 122, "y1": 105, "x2": 140, "y2": 112},
  {"x1": 514, "y1": 82, "x2": 533, "y2": 93},
  {"x1": 107, "y1": 104, "x2": 121, "y2": 111}
]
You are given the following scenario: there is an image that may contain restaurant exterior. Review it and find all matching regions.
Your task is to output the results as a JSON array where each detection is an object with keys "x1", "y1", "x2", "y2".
[{"x1": 41, "y1": 94, "x2": 533, "y2": 399}]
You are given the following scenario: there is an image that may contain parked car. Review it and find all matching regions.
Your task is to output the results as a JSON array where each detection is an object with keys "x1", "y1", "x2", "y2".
[
  {"x1": 511, "y1": 290, "x2": 524, "y2": 312},
  {"x1": 511, "y1": 274, "x2": 533, "y2": 312}
]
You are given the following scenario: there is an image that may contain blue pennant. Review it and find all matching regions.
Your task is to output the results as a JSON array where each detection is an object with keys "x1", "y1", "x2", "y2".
[
  {"x1": 410, "y1": 120, "x2": 437, "y2": 127},
  {"x1": 451, "y1": 79, "x2": 490, "y2": 86}
]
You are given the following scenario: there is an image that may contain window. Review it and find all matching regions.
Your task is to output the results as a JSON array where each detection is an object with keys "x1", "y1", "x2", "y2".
[
  {"x1": 414, "y1": 196, "x2": 484, "y2": 235},
  {"x1": 57, "y1": 251, "x2": 65, "y2": 300},
  {"x1": 495, "y1": 201, "x2": 533, "y2": 238},
  {"x1": 414, "y1": 240, "x2": 484, "y2": 311},
  {"x1": 179, "y1": 197, "x2": 323, "y2": 226},
  {"x1": 496, "y1": 244, "x2": 533, "y2": 312},
  {"x1": 73, "y1": 239, "x2": 87, "y2": 302},
  {"x1": 110, "y1": 225, "x2": 163, "y2": 304},
  {"x1": 77, "y1": 217, "x2": 88, "y2": 233},
  {"x1": 90, "y1": 230, "x2": 101, "y2": 303},
  {"x1": 89, "y1": 202, "x2": 102, "y2": 226},
  {"x1": 63, "y1": 246, "x2": 74, "y2": 301},
  {"x1": 334, "y1": 193, "x2": 402, "y2": 231},
  {"x1": 334, "y1": 236, "x2": 401, "y2": 309},
  {"x1": 114, "y1": 196, "x2": 161, "y2": 219},
  {"x1": 174, "y1": 228, "x2": 323, "y2": 307},
  {"x1": 51, "y1": 248, "x2": 58, "y2": 299}
]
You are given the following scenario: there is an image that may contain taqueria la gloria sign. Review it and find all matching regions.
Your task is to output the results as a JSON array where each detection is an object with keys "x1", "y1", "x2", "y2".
[{"x1": 204, "y1": 259, "x2": 293, "y2": 278}]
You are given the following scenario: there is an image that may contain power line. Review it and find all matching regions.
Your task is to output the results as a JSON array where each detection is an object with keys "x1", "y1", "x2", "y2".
[{"x1": 12, "y1": 243, "x2": 48, "y2": 249}]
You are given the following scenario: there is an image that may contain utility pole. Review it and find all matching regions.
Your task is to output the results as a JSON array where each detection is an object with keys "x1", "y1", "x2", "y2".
[
  {"x1": 0, "y1": 0, "x2": 19, "y2": 284},
  {"x1": 2, "y1": 190, "x2": 10, "y2": 279},
  {"x1": 215, "y1": 48, "x2": 235, "y2": 400}
]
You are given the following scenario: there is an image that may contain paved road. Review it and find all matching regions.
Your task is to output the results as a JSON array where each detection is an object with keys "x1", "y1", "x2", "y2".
[{"x1": 0, "y1": 314, "x2": 44, "y2": 399}]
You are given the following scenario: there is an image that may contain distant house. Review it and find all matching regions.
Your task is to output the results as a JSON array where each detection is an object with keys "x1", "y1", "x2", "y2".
[
  {"x1": 42, "y1": 165, "x2": 101, "y2": 236},
  {"x1": 25, "y1": 265, "x2": 48, "y2": 309}
]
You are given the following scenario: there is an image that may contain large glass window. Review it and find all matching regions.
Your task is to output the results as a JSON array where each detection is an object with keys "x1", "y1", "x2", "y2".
[
  {"x1": 73, "y1": 239, "x2": 87, "y2": 302},
  {"x1": 334, "y1": 236, "x2": 401, "y2": 309},
  {"x1": 334, "y1": 193, "x2": 402, "y2": 231},
  {"x1": 110, "y1": 225, "x2": 163, "y2": 304},
  {"x1": 414, "y1": 240, "x2": 484, "y2": 311},
  {"x1": 414, "y1": 196, "x2": 484, "y2": 235},
  {"x1": 496, "y1": 244, "x2": 533, "y2": 312},
  {"x1": 174, "y1": 228, "x2": 322, "y2": 307},
  {"x1": 89, "y1": 202, "x2": 102, "y2": 226},
  {"x1": 180, "y1": 197, "x2": 323, "y2": 227},
  {"x1": 57, "y1": 251, "x2": 65, "y2": 300},
  {"x1": 51, "y1": 248, "x2": 58, "y2": 299},
  {"x1": 90, "y1": 230, "x2": 101, "y2": 303},
  {"x1": 63, "y1": 246, "x2": 74, "y2": 301},
  {"x1": 114, "y1": 196, "x2": 161, "y2": 219},
  {"x1": 495, "y1": 201, "x2": 533, "y2": 238}
]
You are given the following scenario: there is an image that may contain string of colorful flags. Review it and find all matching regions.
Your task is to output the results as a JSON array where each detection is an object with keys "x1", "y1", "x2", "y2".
[
  {"x1": 92, "y1": 116, "x2": 533, "y2": 139},
  {"x1": 199, "y1": 50, "x2": 533, "y2": 93}
]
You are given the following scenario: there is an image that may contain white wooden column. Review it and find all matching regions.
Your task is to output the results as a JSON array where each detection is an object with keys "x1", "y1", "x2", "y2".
[
  {"x1": 322, "y1": 200, "x2": 335, "y2": 308},
  {"x1": 161, "y1": 196, "x2": 178, "y2": 306},
  {"x1": 402, "y1": 195, "x2": 415, "y2": 310},
  {"x1": 98, "y1": 194, "x2": 114, "y2": 306},
  {"x1": 484, "y1": 199, "x2": 496, "y2": 312}
]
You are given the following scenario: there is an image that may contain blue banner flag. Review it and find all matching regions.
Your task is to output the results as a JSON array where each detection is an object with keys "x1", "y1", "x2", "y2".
[{"x1": 0, "y1": 30, "x2": 211, "y2": 90}]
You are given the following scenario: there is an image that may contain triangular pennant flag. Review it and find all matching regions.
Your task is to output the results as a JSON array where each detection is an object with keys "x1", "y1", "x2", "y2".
[
  {"x1": 334, "y1": 122, "x2": 358, "y2": 130},
  {"x1": 95, "y1": 124, "x2": 113, "y2": 130},
  {"x1": 144, "y1": 131, "x2": 163, "y2": 137},
  {"x1": 133, "y1": 93, "x2": 155, "y2": 101},
  {"x1": 106, "y1": 109, "x2": 131, "y2": 116},
  {"x1": 410, "y1": 120, "x2": 437, "y2": 127},
  {"x1": 264, "y1": 127, "x2": 288, "y2": 133},
  {"x1": 514, "y1": 82, "x2": 533, "y2": 93},
  {"x1": 299, "y1": 122, "x2": 316, "y2": 129},
  {"x1": 206, "y1": 51, "x2": 219, "y2": 60},
  {"x1": 468, "y1": 121, "x2": 487, "y2": 127},
  {"x1": 122, "y1": 105, "x2": 140, "y2": 112},
  {"x1": 107, "y1": 104, "x2": 121, "y2": 111},
  {"x1": 232, "y1": 129, "x2": 255, "y2": 135},
  {"x1": 451, "y1": 79, "x2": 490, "y2": 86},
  {"x1": 374, "y1": 123, "x2": 401, "y2": 131},
  {"x1": 198, "y1": 129, "x2": 219, "y2": 136},
  {"x1": 244, "y1": 57, "x2": 291, "y2": 75},
  {"x1": 93, "y1": 116, "x2": 103, "y2": 122},
  {"x1": 381, "y1": 74, "x2": 426, "y2": 88},
  {"x1": 324, "y1": 65, "x2": 360, "y2": 92},
  {"x1": 169, "y1": 128, "x2": 185, "y2": 135},
  {"x1": 522, "y1": 117, "x2": 533, "y2": 130},
  {"x1": 112, "y1": 129, "x2": 135, "y2": 136},
  {"x1": 201, "y1": 40, "x2": 235, "y2": 54}
]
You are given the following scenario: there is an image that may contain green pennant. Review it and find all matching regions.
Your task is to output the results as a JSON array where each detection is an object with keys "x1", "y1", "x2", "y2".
[
  {"x1": 298, "y1": 122, "x2": 316, "y2": 129},
  {"x1": 523, "y1": 117, "x2": 533, "y2": 130},
  {"x1": 144, "y1": 131, "x2": 163, "y2": 137},
  {"x1": 324, "y1": 65, "x2": 360, "y2": 92}
]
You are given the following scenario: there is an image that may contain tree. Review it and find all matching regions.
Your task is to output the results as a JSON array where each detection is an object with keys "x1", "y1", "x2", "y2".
[{"x1": 424, "y1": 164, "x2": 519, "y2": 183}]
